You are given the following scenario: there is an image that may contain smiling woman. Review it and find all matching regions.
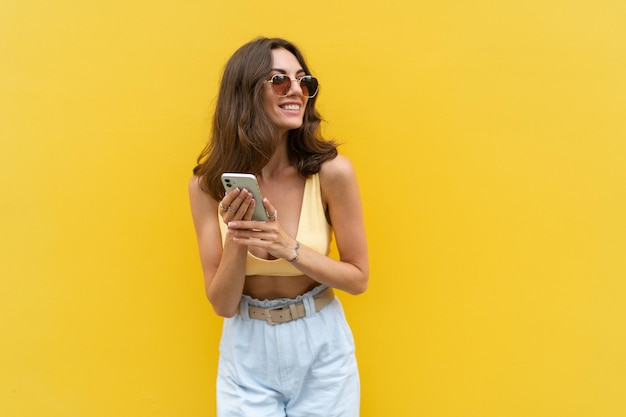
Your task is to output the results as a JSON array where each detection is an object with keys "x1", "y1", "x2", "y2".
[
  {"x1": 262, "y1": 48, "x2": 313, "y2": 133},
  {"x1": 189, "y1": 37, "x2": 369, "y2": 417}
]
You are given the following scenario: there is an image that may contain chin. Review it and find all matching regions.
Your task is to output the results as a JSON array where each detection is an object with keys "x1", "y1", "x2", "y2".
[{"x1": 278, "y1": 121, "x2": 303, "y2": 131}]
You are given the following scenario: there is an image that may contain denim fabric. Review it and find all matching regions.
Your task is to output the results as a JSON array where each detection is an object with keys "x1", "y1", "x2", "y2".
[{"x1": 217, "y1": 285, "x2": 360, "y2": 417}]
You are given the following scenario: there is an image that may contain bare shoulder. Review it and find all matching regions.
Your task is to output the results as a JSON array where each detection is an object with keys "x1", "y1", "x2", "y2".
[
  {"x1": 188, "y1": 175, "x2": 203, "y2": 202},
  {"x1": 319, "y1": 154, "x2": 357, "y2": 185},
  {"x1": 188, "y1": 175, "x2": 202, "y2": 196},
  {"x1": 188, "y1": 175, "x2": 216, "y2": 211},
  {"x1": 318, "y1": 154, "x2": 361, "y2": 204}
]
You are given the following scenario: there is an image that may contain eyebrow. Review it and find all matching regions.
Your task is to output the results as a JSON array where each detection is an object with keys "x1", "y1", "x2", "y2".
[{"x1": 270, "y1": 68, "x2": 306, "y2": 75}]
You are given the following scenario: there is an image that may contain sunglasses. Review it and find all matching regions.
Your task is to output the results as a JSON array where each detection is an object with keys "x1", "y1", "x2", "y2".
[{"x1": 264, "y1": 74, "x2": 319, "y2": 98}]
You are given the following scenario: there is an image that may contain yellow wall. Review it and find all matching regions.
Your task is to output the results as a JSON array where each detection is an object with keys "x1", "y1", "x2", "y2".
[{"x1": 2, "y1": 1, "x2": 625, "y2": 416}]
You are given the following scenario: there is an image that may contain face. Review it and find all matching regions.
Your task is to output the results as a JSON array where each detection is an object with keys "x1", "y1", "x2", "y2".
[{"x1": 262, "y1": 48, "x2": 310, "y2": 135}]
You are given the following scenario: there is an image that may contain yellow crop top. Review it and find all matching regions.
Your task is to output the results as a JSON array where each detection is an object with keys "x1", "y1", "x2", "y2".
[{"x1": 218, "y1": 173, "x2": 332, "y2": 276}]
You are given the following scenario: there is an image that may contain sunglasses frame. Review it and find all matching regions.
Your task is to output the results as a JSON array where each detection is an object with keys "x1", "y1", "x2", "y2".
[{"x1": 263, "y1": 74, "x2": 319, "y2": 98}]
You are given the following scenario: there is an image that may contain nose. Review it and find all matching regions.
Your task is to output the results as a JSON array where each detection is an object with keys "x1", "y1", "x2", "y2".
[{"x1": 287, "y1": 78, "x2": 304, "y2": 97}]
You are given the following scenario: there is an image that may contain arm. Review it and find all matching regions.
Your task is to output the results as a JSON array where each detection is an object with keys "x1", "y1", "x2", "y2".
[
  {"x1": 294, "y1": 155, "x2": 369, "y2": 294},
  {"x1": 227, "y1": 155, "x2": 369, "y2": 295},
  {"x1": 188, "y1": 176, "x2": 256, "y2": 317}
]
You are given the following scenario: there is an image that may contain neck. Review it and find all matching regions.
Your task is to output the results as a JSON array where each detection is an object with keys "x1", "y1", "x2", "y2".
[{"x1": 260, "y1": 137, "x2": 292, "y2": 179}]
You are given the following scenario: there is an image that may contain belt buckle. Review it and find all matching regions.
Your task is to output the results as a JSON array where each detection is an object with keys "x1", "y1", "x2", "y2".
[{"x1": 265, "y1": 305, "x2": 289, "y2": 325}]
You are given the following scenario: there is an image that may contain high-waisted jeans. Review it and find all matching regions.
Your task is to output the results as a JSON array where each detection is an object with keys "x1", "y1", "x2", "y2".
[{"x1": 217, "y1": 285, "x2": 360, "y2": 417}]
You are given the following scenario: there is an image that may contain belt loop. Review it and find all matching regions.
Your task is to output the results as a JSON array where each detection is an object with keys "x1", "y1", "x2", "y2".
[
  {"x1": 303, "y1": 295, "x2": 315, "y2": 317},
  {"x1": 239, "y1": 299, "x2": 250, "y2": 320},
  {"x1": 288, "y1": 303, "x2": 299, "y2": 320}
]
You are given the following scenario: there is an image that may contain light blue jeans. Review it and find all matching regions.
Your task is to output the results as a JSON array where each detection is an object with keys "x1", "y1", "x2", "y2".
[{"x1": 217, "y1": 285, "x2": 360, "y2": 417}]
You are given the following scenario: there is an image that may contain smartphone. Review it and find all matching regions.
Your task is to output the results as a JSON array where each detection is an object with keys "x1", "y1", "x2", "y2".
[{"x1": 220, "y1": 173, "x2": 269, "y2": 221}]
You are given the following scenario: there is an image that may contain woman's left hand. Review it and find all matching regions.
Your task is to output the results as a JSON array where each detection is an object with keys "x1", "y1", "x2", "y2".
[{"x1": 226, "y1": 198, "x2": 297, "y2": 261}]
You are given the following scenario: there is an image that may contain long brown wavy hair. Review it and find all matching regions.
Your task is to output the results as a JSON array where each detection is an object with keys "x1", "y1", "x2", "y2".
[{"x1": 193, "y1": 37, "x2": 338, "y2": 201}]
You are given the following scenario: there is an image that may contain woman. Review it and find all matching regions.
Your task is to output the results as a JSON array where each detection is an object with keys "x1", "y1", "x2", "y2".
[{"x1": 189, "y1": 37, "x2": 369, "y2": 417}]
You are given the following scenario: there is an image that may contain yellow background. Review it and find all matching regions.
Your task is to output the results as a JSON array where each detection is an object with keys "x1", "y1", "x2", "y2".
[{"x1": 2, "y1": 0, "x2": 625, "y2": 416}]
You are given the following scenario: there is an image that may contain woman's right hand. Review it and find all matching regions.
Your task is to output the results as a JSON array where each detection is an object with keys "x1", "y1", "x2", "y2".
[{"x1": 218, "y1": 188, "x2": 256, "y2": 224}]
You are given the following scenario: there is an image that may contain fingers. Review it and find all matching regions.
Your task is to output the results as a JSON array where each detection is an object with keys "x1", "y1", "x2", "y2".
[
  {"x1": 219, "y1": 188, "x2": 255, "y2": 222},
  {"x1": 227, "y1": 223, "x2": 280, "y2": 246},
  {"x1": 262, "y1": 198, "x2": 278, "y2": 221},
  {"x1": 227, "y1": 220, "x2": 291, "y2": 260},
  {"x1": 243, "y1": 198, "x2": 255, "y2": 221}
]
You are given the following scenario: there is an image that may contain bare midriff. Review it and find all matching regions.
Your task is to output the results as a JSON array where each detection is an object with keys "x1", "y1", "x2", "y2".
[{"x1": 243, "y1": 275, "x2": 320, "y2": 300}]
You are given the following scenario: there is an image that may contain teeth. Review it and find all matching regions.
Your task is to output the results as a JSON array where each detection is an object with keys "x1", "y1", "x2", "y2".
[{"x1": 282, "y1": 104, "x2": 300, "y2": 110}]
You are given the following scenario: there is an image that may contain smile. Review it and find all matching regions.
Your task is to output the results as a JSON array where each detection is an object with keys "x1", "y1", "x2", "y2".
[{"x1": 280, "y1": 104, "x2": 300, "y2": 111}]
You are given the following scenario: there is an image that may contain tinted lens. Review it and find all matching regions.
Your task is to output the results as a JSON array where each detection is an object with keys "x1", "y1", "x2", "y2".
[
  {"x1": 271, "y1": 74, "x2": 291, "y2": 96},
  {"x1": 268, "y1": 75, "x2": 319, "y2": 97},
  {"x1": 300, "y1": 76, "x2": 319, "y2": 98}
]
